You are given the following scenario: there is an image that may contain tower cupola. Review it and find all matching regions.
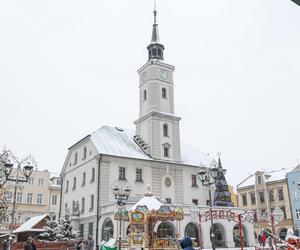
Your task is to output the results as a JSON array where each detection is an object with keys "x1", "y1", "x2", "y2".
[{"x1": 147, "y1": 7, "x2": 164, "y2": 61}]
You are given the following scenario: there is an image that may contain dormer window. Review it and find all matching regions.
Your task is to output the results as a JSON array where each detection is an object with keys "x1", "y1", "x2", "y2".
[
  {"x1": 163, "y1": 124, "x2": 168, "y2": 137},
  {"x1": 162, "y1": 88, "x2": 167, "y2": 98},
  {"x1": 143, "y1": 90, "x2": 147, "y2": 101},
  {"x1": 257, "y1": 176, "x2": 262, "y2": 184}
]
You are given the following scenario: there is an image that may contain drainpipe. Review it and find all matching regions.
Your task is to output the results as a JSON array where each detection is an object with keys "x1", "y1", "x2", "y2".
[
  {"x1": 58, "y1": 176, "x2": 63, "y2": 219},
  {"x1": 96, "y1": 155, "x2": 102, "y2": 250}
]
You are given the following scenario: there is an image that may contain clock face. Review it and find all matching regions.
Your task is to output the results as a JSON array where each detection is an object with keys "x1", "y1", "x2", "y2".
[{"x1": 160, "y1": 70, "x2": 168, "y2": 81}]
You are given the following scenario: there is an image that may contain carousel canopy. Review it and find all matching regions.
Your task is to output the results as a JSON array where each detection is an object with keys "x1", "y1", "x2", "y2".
[{"x1": 130, "y1": 194, "x2": 162, "y2": 211}]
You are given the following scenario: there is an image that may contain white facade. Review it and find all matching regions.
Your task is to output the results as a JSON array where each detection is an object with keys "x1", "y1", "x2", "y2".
[{"x1": 60, "y1": 7, "x2": 255, "y2": 249}]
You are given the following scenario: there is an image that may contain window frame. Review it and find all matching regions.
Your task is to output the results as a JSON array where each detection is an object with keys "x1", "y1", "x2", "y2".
[
  {"x1": 136, "y1": 168, "x2": 143, "y2": 182},
  {"x1": 119, "y1": 167, "x2": 126, "y2": 181}
]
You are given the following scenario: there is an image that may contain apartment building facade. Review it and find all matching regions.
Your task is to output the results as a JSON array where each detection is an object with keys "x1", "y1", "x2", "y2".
[{"x1": 237, "y1": 170, "x2": 293, "y2": 240}]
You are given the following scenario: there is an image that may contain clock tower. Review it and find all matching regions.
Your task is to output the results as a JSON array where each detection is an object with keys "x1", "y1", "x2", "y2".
[{"x1": 134, "y1": 7, "x2": 181, "y2": 162}]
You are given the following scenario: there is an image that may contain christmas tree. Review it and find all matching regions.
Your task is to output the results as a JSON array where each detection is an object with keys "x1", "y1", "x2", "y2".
[
  {"x1": 213, "y1": 154, "x2": 234, "y2": 207},
  {"x1": 38, "y1": 213, "x2": 60, "y2": 241},
  {"x1": 58, "y1": 209, "x2": 75, "y2": 241}
]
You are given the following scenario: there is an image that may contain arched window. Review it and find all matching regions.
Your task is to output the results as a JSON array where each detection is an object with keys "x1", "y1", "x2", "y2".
[
  {"x1": 158, "y1": 49, "x2": 162, "y2": 57},
  {"x1": 143, "y1": 90, "x2": 147, "y2": 101},
  {"x1": 163, "y1": 124, "x2": 168, "y2": 137},
  {"x1": 233, "y1": 224, "x2": 248, "y2": 247},
  {"x1": 157, "y1": 222, "x2": 175, "y2": 238},
  {"x1": 211, "y1": 223, "x2": 226, "y2": 247},
  {"x1": 185, "y1": 222, "x2": 200, "y2": 246},
  {"x1": 101, "y1": 218, "x2": 114, "y2": 242},
  {"x1": 162, "y1": 88, "x2": 167, "y2": 98},
  {"x1": 152, "y1": 48, "x2": 156, "y2": 57}
]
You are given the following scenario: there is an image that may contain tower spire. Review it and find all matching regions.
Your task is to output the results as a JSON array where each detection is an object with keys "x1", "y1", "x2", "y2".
[{"x1": 147, "y1": 0, "x2": 164, "y2": 61}]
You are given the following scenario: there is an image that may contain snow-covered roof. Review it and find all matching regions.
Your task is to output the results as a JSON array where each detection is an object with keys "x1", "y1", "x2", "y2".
[
  {"x1": 239, "y1": 168, "x2": 293, "y2": 188},
  {"x1": 130, "y1": 195, "x2": 163, "y2": 211},
  {"x1": 13, "y1": 214, "x2": 48, "y2": 234},
  {"x1": 90, "y1": 125, "x2": 212, "y2": 167}
]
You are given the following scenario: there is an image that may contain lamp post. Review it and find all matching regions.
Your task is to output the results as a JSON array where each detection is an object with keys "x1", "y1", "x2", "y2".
[
  {"x1": 197, "y1": 163, "x2": 225, "y2": 250},
  {"x1": 113, "y1": 185, "x2": 131, "y2": 250},
  {"x1": 0, "y1": 150, "x2": 35, "y2": 250}
]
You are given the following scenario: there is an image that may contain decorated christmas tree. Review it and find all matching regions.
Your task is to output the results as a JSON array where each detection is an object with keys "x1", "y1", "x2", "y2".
[
  {"x1": 38, "y1": 213, "x2": 60, "y2": 241},
  {"x1": 213, "y1": 154, "x2": 234, "y2": 207},
  {"x1": 58, "y1": 209, "x2": 75, "y2": 241}
]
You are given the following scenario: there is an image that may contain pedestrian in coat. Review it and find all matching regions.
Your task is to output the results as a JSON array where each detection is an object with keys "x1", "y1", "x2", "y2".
[
  {"x1": 180, "y1": 237, "x2": 195, "y2": 250},
  {"x1": 87, "y1": 236, "x2": 94, "y2": 250},
  {"x1": 76, "y1": 238, "x2": 84, "y2": 250},
  {"x1": 23, "y1": 237, "x2": 33, "y2": 250}
]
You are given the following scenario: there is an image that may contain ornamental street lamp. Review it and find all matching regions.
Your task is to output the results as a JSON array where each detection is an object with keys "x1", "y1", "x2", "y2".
[
  {"x1": 197, "y1": 163, "x2": 225, "y2": 250},
  {"x1": 113, "y1": 185, "x2": 131, "y2": 250},
  {"x1": 0, "y1": 149, "x2": 36, "y2": 250}
]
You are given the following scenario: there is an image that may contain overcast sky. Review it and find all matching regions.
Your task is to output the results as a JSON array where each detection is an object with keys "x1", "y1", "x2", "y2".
[{"x1": 0, "y1": 0, "x2": 299, "y2": 187}]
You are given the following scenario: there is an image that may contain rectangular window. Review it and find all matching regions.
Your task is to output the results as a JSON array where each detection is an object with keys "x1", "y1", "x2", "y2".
[
  {"x1": 91, "y1": 168, "x2": 95, "y2": 182},
  {"x1": 192, "y1": 199, "x2": 198, "y2": 205},
  {"x1": 81, "y1": 197, "x2": 85, "y2": 213},
  {"x1": 82, "y1": 172, "x2": 86, "y2": 186},
  {"x1": 191, "y1": 174, "x2": 197, "y2": 187},
  {"x1": 83, "y1": 147, "x2": 87, "y2": 160},
  {"x1": 27, "y1": 193, "x2": 33, "y2": 204},
  {"x1": 90, "y1": 194, "x2": 94, "y2": 211},
  {"x1": 242, "y1": 194, "x2": 247, "y2": 206},
  {"x1": 88, "y1": 222, "x2": 93, "y2": 236},
  {"x1": 293, "y1": 191, "x2": 299, "y2": 201},
  {"x1": 269, "y1": 190, "x2": 274, "y2": 202},
  {"x1": 52, "y1": 195, "x2": 57, "y2": 205},
  {"x1": 65, "y1": 180, "x2": 69, "y2": 192},
  {"x1": 281, "y1": 207, "x2": 287, "y2": 219},
  {"x1": 250, "y1": 193, "x2": 256, "y2": 205},
  {"x1": 38, "y1": 178, "x2": 44, "y2": 186},
  {"x1": 74, "y1": 152, "x2": 78, "y2": 165},
  {"x1": 37, "y1": 193, "x2": 43, "y2": 204},
  {"x1": 259, "y1": 191, "x2": 265, "y2": 203},
  {"x1": 136, "y1": 169, "x2": 142, "y2": 182},
  {"x1": 16, "y1": 192, "x2": 22, "y2": 203},
  {"x1": 278, "y1": 188, "x2": 284, "y2": 201},
  {"x1": 164, "y1": 147, "x2": 169, "y2": 157},
  {"x1": 257, "y1": 176, "x2": 262, "y2": 184},
  {"x1": 73, "y1": 177, "x2": 76, "y2": 190},
  {"x1": 28, "y1": 177, "x2": 34, "y2": 185},
  {"x1": 119, "y1": 167, "x2": 126, "y2": 180},
  {"x1": 79, "y1": 224, "x2": 84, "y2": 238},
  {"x1": 165, "y1": 198, "x2": 171, "y2": 204},
  {"x1": 296, "y1": 209, "x2": 300, "y2": 220}
]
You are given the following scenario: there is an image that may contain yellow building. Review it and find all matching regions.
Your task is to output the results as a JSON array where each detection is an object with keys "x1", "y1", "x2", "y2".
[
  {"x1": 0, "y1": 169, "x2": 61, "y2": 234},
  {"x1": 228, "y1": 185, "x2": 238, "y2": 207},
  {"x1": 237, "y1": 170, "x2": 293, "y2": 240}
]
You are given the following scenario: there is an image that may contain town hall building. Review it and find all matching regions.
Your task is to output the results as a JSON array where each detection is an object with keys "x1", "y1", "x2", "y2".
[{"x1": 60, "y1": 6, "x2": 255, "y2": 249}]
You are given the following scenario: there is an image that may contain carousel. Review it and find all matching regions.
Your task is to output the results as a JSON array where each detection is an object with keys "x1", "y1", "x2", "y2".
[{"x1": 114, "y1": 192, "x2": 184, "y2": 250}]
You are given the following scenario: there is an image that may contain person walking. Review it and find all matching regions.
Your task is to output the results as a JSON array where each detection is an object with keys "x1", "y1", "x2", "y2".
[
  {"x1": 180, "y1": 237, "x2": 195, "y2": 250},
  {"x1": 76, "y1": 238, "x2": 84, "y2": 250},
  {"x1": 23, "y1": 237, "x2": 33, "y2": 250},
  {"x1": 261, "y1": 233, "x2": 267, "y2": 248},
  {"x1": 87, "y1": 236, "x2": 94, "y2": 250}
]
